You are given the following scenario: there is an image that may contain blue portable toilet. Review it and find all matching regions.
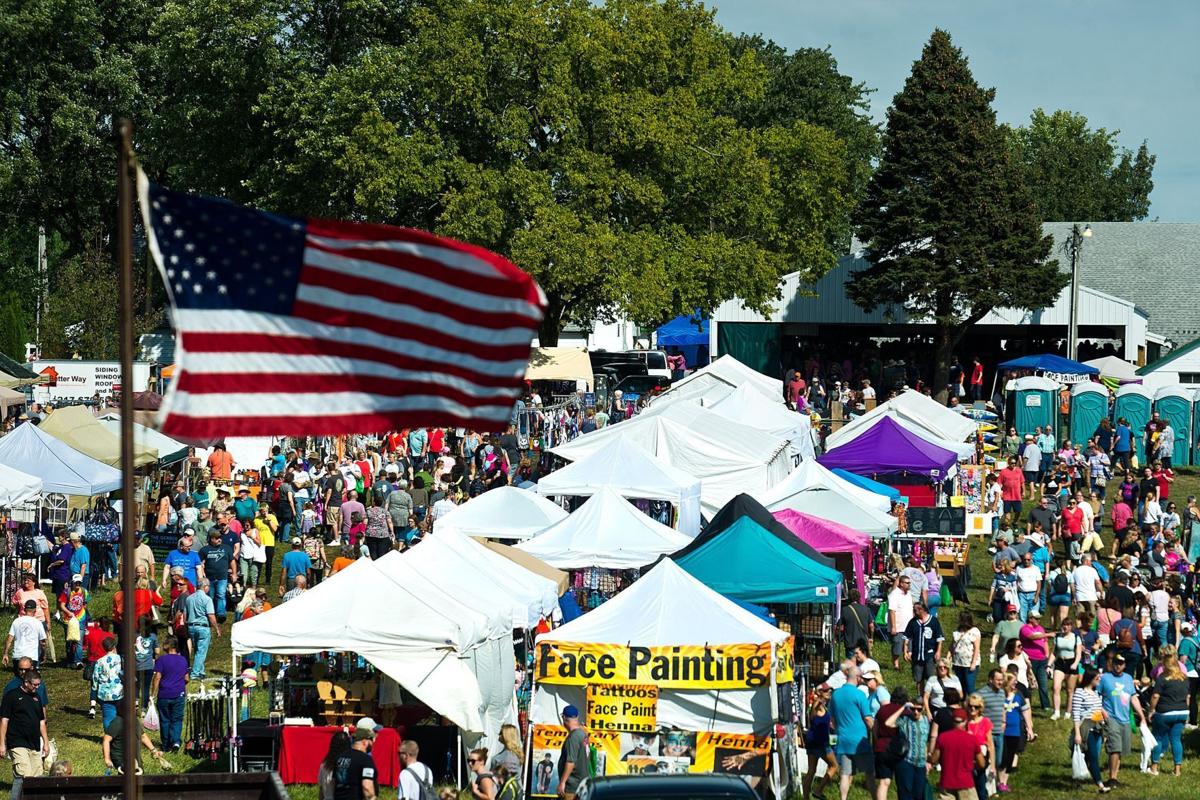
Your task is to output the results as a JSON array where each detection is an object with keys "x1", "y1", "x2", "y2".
[
  {"x1": 1154, "y1": 385, "x2": 1193, "y2": 466},
  {"x1": 1008, "y1": 376, "x2": 1058, "y2": 437},
  {"x1": 1070, "y1": 382, "x2": 1110, "y2": 447},
  {"x1": 1113, "y1": 384, "x2": 1154, "y2": 443}
]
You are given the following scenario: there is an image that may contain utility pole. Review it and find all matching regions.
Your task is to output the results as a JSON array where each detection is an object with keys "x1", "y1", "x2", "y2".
[
  {"x1": 1066, "y1": 223, "x2": 1092, "y2": 361},
  {"x1": 35, "y1": 226, "x2": 46, "y2": 358}
]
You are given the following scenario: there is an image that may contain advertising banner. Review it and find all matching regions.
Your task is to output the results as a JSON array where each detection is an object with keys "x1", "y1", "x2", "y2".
[
  {"x1": 30, "y1": 360, "x2": 153, "y2": 403},
  {"x1": 535, "y1": 639, "x2": 793, "y2": 689},
  {"x1": 585, "y1": 684, "x2": 658, "y2": 733}
]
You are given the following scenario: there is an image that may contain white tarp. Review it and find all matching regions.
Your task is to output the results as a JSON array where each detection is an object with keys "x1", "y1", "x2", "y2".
[
  {"x1": 231, "y1": 558, "x2": 510, "y2": 735},
  {"x1": 517, "y1": 486, "x2": 693, "y2": 569},
  {"x1": 536, "y1": 437, "x2": 703, "y2": 536},
  {"x1": 656, "y1": 354, "x2": 784, "y2": 406},
  {"x1": 533, "y1": 559, "x2": 787, "y2": 734},
  {"x1": 1083, "y1": 356, "x2": 1141, "y2": 383},
  {"x1": 756, "y1": 459, "x2": 899, "y2": 539},
  {"x1": 710, "y1": 383, "x2": 815, "y2": 463},
  {"x1": 550, "y1": 402, "x2": 792, "y2": 519},
  {"x1": 827, "y1": 389, "x2": 976, "y2": 449},
  {"x1": 0, "y1": 463, "x2": 42, "y2": 508},
  {"x1": 383, "y1": 532, "x2": 560, "y2": 629},
  {"x1": 97, "y1": 413, "x2": 190, "y2": 464},
  {"x1": 0, "y1": 422, "x2": 122, "y2": 496},
  {"x1": 434, "y1": 485, "x2": 568, "y2": 541}
]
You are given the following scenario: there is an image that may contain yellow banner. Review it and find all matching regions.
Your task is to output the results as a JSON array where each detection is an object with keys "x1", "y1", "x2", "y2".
[
  {"x1": 586, "y1": 684, "x2": 658, "y2": 733},
  {"x1": 692, "y1": 732, "x2": 771, "y2": 783},
  {"x1": 535, "y1": 638, "x2": 793, "y2": 689}
]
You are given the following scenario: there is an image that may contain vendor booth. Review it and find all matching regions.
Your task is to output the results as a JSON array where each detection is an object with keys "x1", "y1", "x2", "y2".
[
  {"x1": 1006, "y1": 375, "x2": 1060, "y2": 437},
  {"x1": 1084, "y1": 355, "x2": 1141, "y2": 386},
  {"x1": 531, "y1": 559, "x2": 793, "y2": 796},
  {"x1": 473, "y1": 539, "x2": 570, "y2": 596},
  {"x1": 550, "y1": 401, "x2": 791, "y2": 519},
  {"x1": 826, "y1": 389, "x2": 976, "y2": 449},
  {"x1": 655, "y1": 315, "x2": 710, "y2": 370},
  {"x1": 0, "y1": 387, "x2": 25, "y2": 419},
  {"x1": 434, "y1": 485, "x2": 568, "y2": 540},
  {"x1": 709, "y1": 383, "x2": 815, "y2": 463},
  {"x1": 537, "y1": 437, "x2": 703, "y2": 536},
  {"x1": 231, "y1": 558, "x2": 515, "y2": 783},
  {"x1": 39, "y1": 405, "x2": 158, "y2": 468},
  {"x1": 1154, "y1": 386, "x2": 1194, "y2": 466},
  {"x1": 654, "y1": 354, "x2": 783, "y2": 406},
  {"x1": 829, "y1": 468, "x2": 901, "y2": 504},
  {"x1": 1113, "y1": 383, "x2": 1154, "y2": 434},
  {"x1": 818, "y1": 416, "x2": 959, "y2": 505},
  {"x1": 525, "y1": 347, "x2": 594, "y2": 390},
  {"x1": 756, "y1": 459, "x2": 898, "y2": 540},
  {"x1": 1068, "y1": 382, "x2": 1110, "y2": 448},
  {"x1": 771, "y1": 510, "x2": 869, "y2": 599},
  {"x1": 998, "y1": 353, "x2": 1099, "y2": 384}
]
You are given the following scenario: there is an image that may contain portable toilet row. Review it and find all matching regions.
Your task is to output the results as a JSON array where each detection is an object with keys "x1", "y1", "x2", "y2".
[
  {"x1": 1110, "y1": 384, "x2": 1195, "y2": 466},
  {"x1": 1069, "y1": 382, "x2": 1108, "y2": 446}
]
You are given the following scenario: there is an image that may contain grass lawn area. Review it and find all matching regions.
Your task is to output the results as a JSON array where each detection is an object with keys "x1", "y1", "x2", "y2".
[{"x1": 4, "y1": 472, "x2": 1200, "y2": 799}]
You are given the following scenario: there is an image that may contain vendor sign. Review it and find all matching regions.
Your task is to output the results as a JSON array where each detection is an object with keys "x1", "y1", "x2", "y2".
[
  {"x1": 692, "y1": 731, "x2": 771, "y2": 786},
  {"x1": 585, "y1": 684, "x2": 658, "y2": 733},
  {"x1": 536, "y1": 639, "x2": 794, "y2": 689}
]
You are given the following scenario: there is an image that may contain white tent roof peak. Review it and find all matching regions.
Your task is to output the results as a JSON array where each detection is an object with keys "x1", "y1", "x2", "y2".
[
  {"x1": 537, "y1": 558, "x2": 786, "y2": 647},
  {"x1": 1083, "y1": 355, "x2": 1140, "y2": 382},
  {"x1": 756, "y1": 458, "x2": 898, "y2": 538},
  {"x1": 0, "y1": 421, "x2": 122, "y2": 496},
  {"x1": 826, "y1": 389, "x2": 976, "y2": 449},
  {"x1": 516, "y1": 487, "x2": 693, "y2": 569},
  {"x1": 0, "y1": 463, "x2": 42, "y2": 508},
  {"x1": 655, "y1": 355, "x2": 783, "y2": 406},
  {"x1": 434, "y1": 485, "x2": 568, "y2": 540}
]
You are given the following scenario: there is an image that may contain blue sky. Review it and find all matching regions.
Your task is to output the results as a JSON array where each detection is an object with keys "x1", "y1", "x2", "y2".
[{"x1": 712, "y1": 0, "x2": 1199, "y2": 221}]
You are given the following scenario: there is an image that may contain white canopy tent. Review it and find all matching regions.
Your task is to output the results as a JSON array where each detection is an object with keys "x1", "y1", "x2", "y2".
[
  {"x1": 655, "y1": 354, "x2": 783, "y2": 406},
  {"x1": 231, "y1": 558, "x2": 512, "y2": 737},
  {"x1": 550, "y1": 402, "x2": 791, "y2": 519},
  {"x1": 532, "y1": 559, "x2": 788, "y2": 734},
  {"x1": 709, "y1": 383, "x2": 815, "y2": 463},
  {"x1": 756, "y1": 459, "x2": 899, "y2": 539},
  {"x1": 0, "y1": 421, "x2": 121, "y2": 496},
  {"x1": 433, "y1": 485, "x2": 568, "y2": 541},
  {"x1": 536, "y1": 437, "x2": 703, "y2": 536},
  {"x1": 0, "y1": 463, "x2": 42, "y2": 508},
  {"x1": 1084, "y1": 355, "x2": 1141, "y2": 383},
  {"x1": 516, "y1": 486, "x2": 693, "y2": 569},
  {"x1": 826, "y1": 388, "x2": 977, "y2": 449},
  {"x1": 382, "y1": 531, "x2": 561, "y2": 629}
]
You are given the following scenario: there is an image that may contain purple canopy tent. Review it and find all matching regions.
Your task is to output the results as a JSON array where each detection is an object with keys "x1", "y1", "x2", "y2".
[
  {"x1": 818, "y1": 415, "x2": 958, "y2": 479},
  {"x1": 772, "y1": 509, "x2": 870, "y2": 598}
]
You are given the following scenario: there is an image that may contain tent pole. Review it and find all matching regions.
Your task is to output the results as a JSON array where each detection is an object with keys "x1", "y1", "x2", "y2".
[
  {"x1": 456, "y1": 727, "x2": 463, "y2": 789},
  {"x1": 231, "y1": 650, "x2": 239, "y2": 772}
]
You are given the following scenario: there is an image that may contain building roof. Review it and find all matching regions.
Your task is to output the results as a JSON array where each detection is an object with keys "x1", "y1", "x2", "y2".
[
  {"x1": 1137, "y1": 336, "x2": 1200, "y2": 375},
  {"x1": 1043, "y1": 222, "x2": 1200, "y2": 347}
]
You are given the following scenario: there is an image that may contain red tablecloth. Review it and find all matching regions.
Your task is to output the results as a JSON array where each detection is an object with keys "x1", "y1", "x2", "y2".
[{"x1": 277, "y1": 725, "x2": 404, "y2": 786}]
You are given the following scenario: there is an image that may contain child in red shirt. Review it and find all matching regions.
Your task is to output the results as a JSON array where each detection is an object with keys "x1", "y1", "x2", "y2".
[{"x1": 83, "y1": 617, "x2": 113, "y2": 719}]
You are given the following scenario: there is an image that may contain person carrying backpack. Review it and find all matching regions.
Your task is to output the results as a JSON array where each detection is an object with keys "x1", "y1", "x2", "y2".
[
  {"x1": 398, "y1": 739, "x2": 436, "y2": 800},
  {"x1": 1109, "y1": 615, "x2": 1143, "y2": 675}
]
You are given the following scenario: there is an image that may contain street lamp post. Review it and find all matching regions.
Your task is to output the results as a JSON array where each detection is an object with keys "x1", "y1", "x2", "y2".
[{"x1": 1066, "y1": 223, "x2": 1092, "y2": 361}]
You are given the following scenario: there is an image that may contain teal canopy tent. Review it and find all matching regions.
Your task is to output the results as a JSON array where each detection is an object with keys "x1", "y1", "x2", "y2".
[{"x1": 671, "y1": 494, "x2": 842, "y2": 605}]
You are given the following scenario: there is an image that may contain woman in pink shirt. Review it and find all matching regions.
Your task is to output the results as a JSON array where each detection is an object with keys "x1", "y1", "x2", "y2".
[{"x1": 1019, "y1": 611, "x2": 1052, "y2": 710}]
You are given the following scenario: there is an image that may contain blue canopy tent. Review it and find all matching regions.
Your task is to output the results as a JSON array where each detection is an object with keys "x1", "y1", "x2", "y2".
[
  {"x1": 671, "y1": 494, "x2": 841, "y2": 605},
  {"x1": 831, "y1": 468, "x2": 902, "y2": 503},
  {"x1": 998, "y1": 353, "x2": 1099, "y2": 377},
  {"x1": 655, "y1": 315, "x2": 710, "y2": 370}
]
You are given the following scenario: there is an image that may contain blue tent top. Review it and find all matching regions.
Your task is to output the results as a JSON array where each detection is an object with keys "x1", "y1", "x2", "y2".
[
  {"x1": 724, "y1": 595, "x2": 776, "y2": 626},
  {"x1": 831, "y1": 468, "x2": 901, "y2": 502},
  {"x1": 656, "y1": 315, "x2": 709, "y2": 347},
  {"x1": 997, "y1": 353, "x2": 1099, "y2": 375},
  {"x1": 672, "y1": 514, "x2": 842, "y2": 604}
]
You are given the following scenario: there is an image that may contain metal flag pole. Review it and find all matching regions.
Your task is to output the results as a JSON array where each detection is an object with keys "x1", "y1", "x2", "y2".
[{"x1": 116, "y1": 118, "x2": 140, "y2": 798}]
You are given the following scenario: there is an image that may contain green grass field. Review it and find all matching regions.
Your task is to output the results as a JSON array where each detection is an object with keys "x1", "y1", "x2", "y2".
[{"x1": 6, "y1": 472, "x2": 1200, "y2": 799}]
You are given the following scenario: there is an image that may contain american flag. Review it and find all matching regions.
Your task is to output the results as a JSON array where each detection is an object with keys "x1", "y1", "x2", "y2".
[{"x1": 137, "y1": 172, "x2": 545, "y2": 440}]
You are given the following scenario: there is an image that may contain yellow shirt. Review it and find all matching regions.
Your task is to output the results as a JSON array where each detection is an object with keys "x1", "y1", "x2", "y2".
[{"x1": 254, "y1": 515, "x2": 278, "y2": 548}]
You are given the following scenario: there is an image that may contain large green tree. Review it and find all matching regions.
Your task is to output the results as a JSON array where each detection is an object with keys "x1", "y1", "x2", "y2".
[
  {"x1": 1008, "y1": 108, "x2": 1155, "y2": 221},
  {"x1": 849, "y1": 30, "x2": 1065, "y2": 401}
]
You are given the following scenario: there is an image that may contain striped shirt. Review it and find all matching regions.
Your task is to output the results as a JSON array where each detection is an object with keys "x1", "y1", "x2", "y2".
[
  {"x1": 976, "y1": 685, "x2": 1007, "y2": 735},
  {"x1": 1071, "y1": 687, "x2": 1102, "y2": 723}
]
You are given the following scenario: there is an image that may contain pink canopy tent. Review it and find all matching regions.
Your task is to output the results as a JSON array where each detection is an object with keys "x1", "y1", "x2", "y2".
[{"x1": 772, "y1": 509, "x2": 870, "y2": 598}]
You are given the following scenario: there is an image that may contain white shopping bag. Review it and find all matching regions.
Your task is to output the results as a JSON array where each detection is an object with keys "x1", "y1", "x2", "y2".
[
  {"x1": 1072, "y1": 745, "x2": 1090, "y2": 781},
  {"x1": 1139, "y1": 720, "x2": 1156, "y2": 772}
]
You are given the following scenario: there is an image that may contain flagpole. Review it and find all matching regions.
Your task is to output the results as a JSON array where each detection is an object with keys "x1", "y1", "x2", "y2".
[{"x1": 116, "y1": 118, "x2": 140, "y2": 798}]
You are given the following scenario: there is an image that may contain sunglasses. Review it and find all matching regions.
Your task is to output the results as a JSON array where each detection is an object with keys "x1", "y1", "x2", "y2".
[{"x1": 468, "y1": 758, "x2": 482, "y2": 764}]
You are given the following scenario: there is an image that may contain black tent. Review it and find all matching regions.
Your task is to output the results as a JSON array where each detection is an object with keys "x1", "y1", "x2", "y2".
[{"x1": 670, "y1": 493, "x2": 836, "y2": 569}]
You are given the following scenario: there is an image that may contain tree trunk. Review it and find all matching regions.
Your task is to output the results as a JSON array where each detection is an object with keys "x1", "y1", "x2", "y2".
[
  {"x1": 537, "y1": 295, "x2": 564, "y2": 347},
  {"x1": 933, "y1": 329, "x2": 954, "y2": 405}
]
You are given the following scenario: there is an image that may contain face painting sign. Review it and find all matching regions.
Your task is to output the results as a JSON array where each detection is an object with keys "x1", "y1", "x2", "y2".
[
  {"x1": 585, "y1": 684, "x2": 658, "y2": 733},
  {"x1": 535, "y1": 640, "x2": 793, "y2": 689}
]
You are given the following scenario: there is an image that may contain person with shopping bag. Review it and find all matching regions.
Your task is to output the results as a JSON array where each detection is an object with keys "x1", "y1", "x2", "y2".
[{"x1": 1070, "y1": 668, "x2": 1110, "y2": 792}]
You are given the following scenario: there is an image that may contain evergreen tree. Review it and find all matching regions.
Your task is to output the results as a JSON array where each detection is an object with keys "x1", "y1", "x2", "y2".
[{"x1": 849, "y1": 30, "x2": 1064, "y2": 400}]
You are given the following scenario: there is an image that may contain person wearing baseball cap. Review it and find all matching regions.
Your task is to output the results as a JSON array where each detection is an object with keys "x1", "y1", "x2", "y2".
[
  {"x1": 557, "y1": 705, "x2": 588, "y2": 800},
  {"x1": 279, "y1": 536, "x2": 312, "y2": 596},
  {"x1": 331, "y1": 717, "x2": 378, "y2": 799}
]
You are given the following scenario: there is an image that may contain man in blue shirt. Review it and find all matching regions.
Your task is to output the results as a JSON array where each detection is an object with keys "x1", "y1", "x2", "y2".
[
  {"x1": 279, "y1": 538, "x2": 312, "y2": 594},
  {"x1": 197, "y1": 530, "x2": 233, "y2": 622},
  {"x1": 68, "y1": 531, "x2": 90, "y2": 587},
  {"x1": 1098, "y1": 654, "x2": 1143, "y2": 784},
  {"x1": 162, "y1": 536, "x2": 201, "y2": 589},
  {"x1": 407, "y1": 428, "x2": 429, "y2": 471},
  {"x1": 182, "y1": 580, "x2": 220, "y2": 680},
  {"x1": 233, "y1": 488, "x2": 259, "y2": 527},
  {"x1": 829, "y1": 664, "x2": 874, "y2": 800}
]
